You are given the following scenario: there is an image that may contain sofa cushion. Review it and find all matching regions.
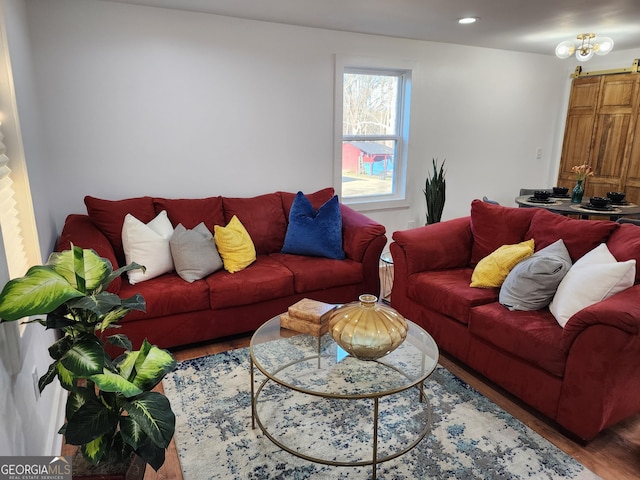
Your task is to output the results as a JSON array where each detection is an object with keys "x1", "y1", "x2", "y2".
[
  {"x1": 170, "y1": 223, "x2": 223, "y2": 282},
  {"x1": 153, "y1": 197, "x2": 224, "y2": 231},
  {"x1": 281, "y1": 192, "x2": 345, "y2": 260},
  {"x1": 270, "y1": 253, "x2": 361, "y2": 293},
  {"x1": 470, "y1": 200, "x2": 537, "y2": 265},
  {"x1": 469, "y1": 303, "x2": 567, "y2": 378},
  {"x1": 470, "y1": 239, "x2": 535, "y2": 288},
  {"x1": 57, "y1": 214, "x2": 122, "y2": 293},
  {"x1": 214, "y1": 215, "x2": 257, "y2": 273},
  {"x1": 550, "y1": 243, "x2": 636, "y2": 328},
  {"x1": 121, "y1": 210, "x2": 175, "y2": 284},
  {"x1": 525, "y1": 208, "x2": 617, "y2": 262},
  {"x1": 118, "y1": 272, "x2": 211, "y2": 322},
  {"x1": 499, "y1": 239, "x2": 572, "y2": 311},
  {"x1": 205, "y1": 255, "x2": 295, "y2": 309},
  {"x1": 85, "y1": 195, "x2": 156, "y2": 264},
  {"x1": 223, "y1": 193, "x2": 287, "y2": 254},
  {"x1": 279, "y1": 187, "x2": 335, "y2": 219},
  {"x1": 607, "y1": 223, "x2": 640, "y2": 283},
  {"x1": 407, "y1": 268, "x2": 498, "y2": 325}
]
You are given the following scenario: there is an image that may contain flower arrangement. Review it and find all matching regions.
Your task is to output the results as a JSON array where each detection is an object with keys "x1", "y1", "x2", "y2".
[
  {"x1": 571, "y1": 164, "x2": 594, "y2": 182},
  {"x1": 570, "y1": 164, "x2": 594, "y2": 203}
]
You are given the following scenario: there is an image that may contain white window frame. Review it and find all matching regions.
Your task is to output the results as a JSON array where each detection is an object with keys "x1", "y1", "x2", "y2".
[{"x1": 334, "y1": 55, "x2": 413, "y2": 211}]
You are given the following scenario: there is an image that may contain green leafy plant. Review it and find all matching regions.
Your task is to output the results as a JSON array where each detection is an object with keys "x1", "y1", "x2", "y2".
[
  {"x1": 0, "y1": 246, "x2": 176, "y2": 471},
  {"x1": 424, "y1": 158, "x2": 446, "y2": 224}
]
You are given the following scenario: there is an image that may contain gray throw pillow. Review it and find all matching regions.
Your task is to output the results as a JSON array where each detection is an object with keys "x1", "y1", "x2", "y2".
[
  {"x1": 170, "y1": 223, "x2": 223, "y2": 282},
  {"x1": 499, "y1": 239, "x2": 572, "y2": 311}
]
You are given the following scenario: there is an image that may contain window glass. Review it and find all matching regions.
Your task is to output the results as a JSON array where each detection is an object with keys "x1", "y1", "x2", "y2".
[{"x1": 336, "y1": 64, "x2": 411, "y2": 208}]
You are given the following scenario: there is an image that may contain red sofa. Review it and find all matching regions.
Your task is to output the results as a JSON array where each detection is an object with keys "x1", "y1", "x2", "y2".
[
  {"x1": 390, "y1": 200, "x2": 640, "y2": 441},
  {"x1": 57, "y1": 188, "x2": 386, "y2": 352}
]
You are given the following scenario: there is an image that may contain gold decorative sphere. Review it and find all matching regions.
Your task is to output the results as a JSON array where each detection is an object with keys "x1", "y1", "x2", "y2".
[{"x1": 329, "y1": 294, "x2": 408, "y2": 360}]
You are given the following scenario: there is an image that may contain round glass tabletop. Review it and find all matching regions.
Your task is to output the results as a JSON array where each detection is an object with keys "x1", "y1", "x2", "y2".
[{"x1": 250, "y1": 315, "x2": 439, "y2": 399}]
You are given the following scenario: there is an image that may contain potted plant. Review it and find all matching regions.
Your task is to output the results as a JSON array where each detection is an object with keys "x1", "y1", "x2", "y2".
[
  {"x1": 424, "y1": 158, "x2": 446, "y2": 224},
  {"x1": 0, "y1": 246, "x2": 176, "y2": 473}
]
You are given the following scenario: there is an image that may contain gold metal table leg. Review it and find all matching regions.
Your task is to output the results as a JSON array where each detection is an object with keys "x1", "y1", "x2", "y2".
[{"x1": 372, "y1": 397, "x2": 379, "y2": 480}]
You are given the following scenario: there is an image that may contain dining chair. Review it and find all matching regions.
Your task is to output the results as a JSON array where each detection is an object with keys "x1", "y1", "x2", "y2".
[{"x1": 616, "y1": 218, "x2": 640, "y2": 226}]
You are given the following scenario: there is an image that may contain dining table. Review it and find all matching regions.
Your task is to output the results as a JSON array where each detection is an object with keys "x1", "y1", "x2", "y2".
[{"x1": 514, "y1": 195, "x2": 640, "y2": 221}]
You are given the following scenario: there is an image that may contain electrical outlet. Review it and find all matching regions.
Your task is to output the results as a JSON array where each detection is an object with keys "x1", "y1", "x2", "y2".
[
  {"x1": 408, "y1": 220, "x2": 416, "y2": 228},
  {"x1": 536, "y1": 147, "x2": 543, "y2": 160},
  {"x1": 32, "y1": 366, "x2": 40, "y2": 401}
]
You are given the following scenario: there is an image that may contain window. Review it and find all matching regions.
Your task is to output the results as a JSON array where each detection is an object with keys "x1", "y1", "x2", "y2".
[{"x1": 334, "y1": 57, "x2": 412, "y2": 209}]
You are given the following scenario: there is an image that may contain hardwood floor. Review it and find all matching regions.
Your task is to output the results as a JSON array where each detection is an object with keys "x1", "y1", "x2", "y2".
[{"x1": 140, "y1": 334, "x2": 640, "y2": 480}]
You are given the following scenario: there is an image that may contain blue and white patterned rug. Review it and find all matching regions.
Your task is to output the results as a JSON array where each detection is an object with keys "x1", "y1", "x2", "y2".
[{"x1": 162, "y1": 347, "x2": 600, "y2": 479}]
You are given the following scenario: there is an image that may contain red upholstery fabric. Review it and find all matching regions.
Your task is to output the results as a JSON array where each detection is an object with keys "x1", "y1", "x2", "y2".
[
  {"x1": 607, "y1": 223, "x2": 640, "y2": 283},
  {"x1": 525, "y1": 208, "x2": 618, "y2": 261},
  {"x1": 61, "y1": 194, "x2": 386, "y2": 355},
  {"x1": 469, "y1": 303, "x2": 567, "y2": 377},
  {"x1": 153, "y1": 197, "x2": 224, "y2": 231},
  {"x1": 407, "y1": 268, "x2": 498, "y2": 325},
  {"x1": 340, "y1": 204, "x2": 387, "y2": 262},
  {"x1": 118, "y1": 273, "x2": 210, "y2": 321},
  {"x1": 84, "y1": 196, "x2": 156, "y2": 263},
  {"x1": 270, "y1": 253, "x2": 362, "y2": 292},
  {"x1": 279, "y1": 187, "x2": 335, "y2": 220},
  {"x1": 562, "y1": 284, "x2": 640, "y2": 351},
  {"x1": 390, "y1": 201, "x2": 640, "y2": 441},
  {"x1": 206, "y1": 256, "x2": 294, "y2": 309},
  {"x1": 222, "y1": 193, "x2": 287, "y2": 254},
  {"x1": 470, "y1": 200, "x2": 537, "y2": 264},
  {"x1": 392, "y1": 217, "x2": 472, "y2": 275},
  {"x1": 57, "y1": 214, "x2": 122, "y2": 293},
  {"x1": 556, "y1": 324, "x2": 640, "y2": 440},
  {"x1": 466, "y1": 335, "x2": 563, "y2": 421}
]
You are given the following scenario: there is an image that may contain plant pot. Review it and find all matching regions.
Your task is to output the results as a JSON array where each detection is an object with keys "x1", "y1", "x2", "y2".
[{"x1": 72, "y1": 451, "x2": 145, "y2": 480}]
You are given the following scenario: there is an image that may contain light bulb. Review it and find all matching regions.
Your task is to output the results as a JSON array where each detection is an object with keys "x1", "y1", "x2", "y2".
[
  {"x1": 576, "y1": 48, "x2": 594, "y2": 62},
  {"x1": 594, "y1": 37, "x2": 614, "y2": 55},
  {"x1": 555, "y1": 40, "x2": 576, "y2": 59}
]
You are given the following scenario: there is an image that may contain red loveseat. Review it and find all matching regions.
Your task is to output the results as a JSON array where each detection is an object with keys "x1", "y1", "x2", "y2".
[
  {"x1": 390, "y1": 200, "x2": 640, "y2": 441},
  {"x1": 57, "y1": 188, "x2": 387, "y2": 352}
]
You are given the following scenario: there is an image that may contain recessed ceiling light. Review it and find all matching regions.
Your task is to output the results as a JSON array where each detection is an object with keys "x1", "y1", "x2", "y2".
[{"x1": 458, "y1": 17, "x2": 478, "y2": 25}]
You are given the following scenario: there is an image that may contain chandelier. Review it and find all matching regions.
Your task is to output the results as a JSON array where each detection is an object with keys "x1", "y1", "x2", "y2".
[{"x1": 555, "y1": 33, "x2": 614, "y2": 62}]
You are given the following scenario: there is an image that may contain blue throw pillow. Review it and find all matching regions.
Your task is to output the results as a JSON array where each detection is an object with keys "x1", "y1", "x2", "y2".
[{"x1": 281, "y1": 192, "x2": 345, "y2": 260}]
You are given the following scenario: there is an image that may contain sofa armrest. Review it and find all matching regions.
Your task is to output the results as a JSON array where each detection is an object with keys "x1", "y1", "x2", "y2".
[
  {"x1": 340, "y1": 204, "x2": 386, "y2": 262},
  {"x1": 562, "y1": 284, "x2": 640, "y2": 351},
  {"x1": 391, "y1": 216, "x2": 473, "y2": 276},
  {"x1": 57, "y1": 214, "x2": 122, "y2": 293}
]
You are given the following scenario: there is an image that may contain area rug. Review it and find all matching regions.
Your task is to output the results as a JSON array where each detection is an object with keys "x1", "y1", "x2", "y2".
[{"x1": 162, "y1": 347, "x2": 600, "y2": 479}]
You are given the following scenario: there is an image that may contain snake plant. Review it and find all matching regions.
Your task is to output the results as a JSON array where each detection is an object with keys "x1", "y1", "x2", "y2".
[{"x1": 424, "y1": 158, "x2": 446, "y2": 224}]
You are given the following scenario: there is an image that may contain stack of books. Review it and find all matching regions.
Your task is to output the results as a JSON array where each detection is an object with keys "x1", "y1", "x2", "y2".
[{"x1": 280, "y1": 298, "x2": 337, "y2": 337}]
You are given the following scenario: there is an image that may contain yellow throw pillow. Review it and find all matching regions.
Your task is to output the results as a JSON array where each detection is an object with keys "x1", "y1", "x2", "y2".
[
  {"x1": 214, "y1": 216, "x2": 257, "y2": 273},
  {"x1": 470, "y1": 239, "x2": 535, "y2": 288}
]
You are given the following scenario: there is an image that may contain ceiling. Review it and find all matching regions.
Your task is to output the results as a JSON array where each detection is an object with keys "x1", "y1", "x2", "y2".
[{"x1": 106, "y1": 0, "x2": 640, "y2": 56}]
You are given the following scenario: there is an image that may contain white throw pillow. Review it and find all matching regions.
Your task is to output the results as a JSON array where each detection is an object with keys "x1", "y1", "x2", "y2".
[
  {"x1": 550, "y1": 243, "x2": 636, "y2": 328},
  {"x1": 122, "y1": 210, "x2": 175, "y2": 284}
]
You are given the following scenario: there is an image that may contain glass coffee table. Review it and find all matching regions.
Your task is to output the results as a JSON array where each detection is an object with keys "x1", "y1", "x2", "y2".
[{"x1": 250, "y1": 315, "x2": 439, "y2": 479}]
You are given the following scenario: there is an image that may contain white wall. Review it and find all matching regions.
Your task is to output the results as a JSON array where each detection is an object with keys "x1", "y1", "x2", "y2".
[
  {"x1": 0, "y1": 0, "x2": 65, "y2": 457},
  {"x1": 24, "y1": 0, "x2": 570, "y2": 241}
]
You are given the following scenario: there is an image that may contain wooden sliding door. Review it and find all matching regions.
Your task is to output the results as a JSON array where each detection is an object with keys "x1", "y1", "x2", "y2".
[{"x1": 557, "y1": 73, "x2": 640, "y2": 202}]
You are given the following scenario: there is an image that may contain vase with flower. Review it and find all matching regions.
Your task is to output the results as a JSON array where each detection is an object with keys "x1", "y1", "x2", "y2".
[{"x1": 570, "y1": 164, "x2": 594, "y2": 203}]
